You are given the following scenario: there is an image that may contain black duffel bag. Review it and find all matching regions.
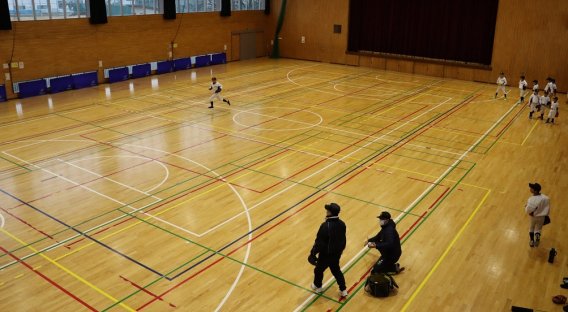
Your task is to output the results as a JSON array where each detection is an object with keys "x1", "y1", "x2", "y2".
[{"x1": 364, "y1": 273, "x2": 398, "y2": 297}]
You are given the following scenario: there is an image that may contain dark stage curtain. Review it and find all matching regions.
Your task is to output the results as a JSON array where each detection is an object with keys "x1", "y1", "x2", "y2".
[{"x1": 348, "y1": 0, "x2": 499, "y2": 65}]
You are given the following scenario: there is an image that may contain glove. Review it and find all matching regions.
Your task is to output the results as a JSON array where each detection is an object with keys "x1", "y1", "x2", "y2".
[
  {"x1": 215, "y1": 87, "x2": 222, "y2": 93},
  {"x1": 308, "y1": 254, "x2": 318, "y2": 266}
]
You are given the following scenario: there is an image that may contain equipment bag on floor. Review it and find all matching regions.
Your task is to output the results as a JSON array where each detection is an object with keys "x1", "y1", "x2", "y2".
[{"x1": 364, "y1": 273, "x2": 398, "y2": 297}]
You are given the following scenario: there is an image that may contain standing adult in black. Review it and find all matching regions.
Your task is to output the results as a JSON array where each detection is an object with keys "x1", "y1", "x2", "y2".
[
  {"x1": 310, "y1": 203, "x2": 348, "y2": 298},
  {"x1": 365, "y1": 211, "x2": 405, "y2": 274}
]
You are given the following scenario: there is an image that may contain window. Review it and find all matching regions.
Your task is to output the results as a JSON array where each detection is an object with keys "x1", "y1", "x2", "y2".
[
  {"x1": 232, "y1": 0, "x2": 264, "y2": 11},
  {"x1": 7, "y1": 0, "x2": 262, "y2": 20},
  {"x1": 8, "y1": 0, "x2": 18, "y2": 21}
]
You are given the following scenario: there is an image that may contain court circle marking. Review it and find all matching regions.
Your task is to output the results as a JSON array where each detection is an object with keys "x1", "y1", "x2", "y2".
[{"x1": 233, "y1": 107, "x2": 323, "y2": 131}]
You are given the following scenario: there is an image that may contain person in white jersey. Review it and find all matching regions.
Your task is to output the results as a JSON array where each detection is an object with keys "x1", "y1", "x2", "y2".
[
  {"x1": 546, "y1": 97, "x2": 559, "y2": 124},
  {"x1": 538, "y1": 92, "x2": 550, "y2": 120},
  {"x1": 208, "y1": 77, "x2": 231, "y2": 109},
  {"x1": 545, "y1": 77, "x2": 553, "y2": 96},
  {"x1": 517, "y1": 75, "x2": 528, "y2": 103},
  {"x1": 528, "y1": 89, "x2": 540, "y2": 119},
  {"x1": 551, "y1": 79, "x2": 557, "y2": 97},
  {"x1": 525, "y1": 183, "x2": 550, "y2": 247},
  {"x1": 532, "y1": 79, "x2": 539, "y2": 92},
  {"x1": 494, "y1": 72, "x2": 507, "y2": 100}
]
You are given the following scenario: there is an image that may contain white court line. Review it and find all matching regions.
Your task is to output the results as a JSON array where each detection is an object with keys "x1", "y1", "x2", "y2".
[
  {"x1": 3, "y1": 151, "x2": 201, "y2": 238},
  {"x1": 119, "y1": 143, "x2": 253, "y2": 312},
  {"x1": 0, "y1": 63, "x2": 306, "y2": 129},
  {"x1": 0, "y1": 213, "x2": 4, "y2": 228},
  {"x1": 0, "y1": 196, "x2": 162, "y2": 270},
  {"x1": 293, "y1": 98, "x2": 519, "y2": 311},
  {"x1": 232, "y1": 107, "x2": 323, "y2": 131},
  {"x1": 65, "y1": 156, "x2": 169, "y2": 195},
  {"x1": 0, "y1": 64, "x2": 318, "y2": 269},
  {"x1": 198, "y1": 82, "x2": 448, "y2": 237},
  {"x1": 158, "y1": 93, "x2": 468, "y2": 158}
]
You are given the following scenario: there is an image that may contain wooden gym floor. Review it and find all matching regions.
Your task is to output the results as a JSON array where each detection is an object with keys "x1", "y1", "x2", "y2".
[{"x1": 0, "y1": 58, "x2": 567, "y2": 312}]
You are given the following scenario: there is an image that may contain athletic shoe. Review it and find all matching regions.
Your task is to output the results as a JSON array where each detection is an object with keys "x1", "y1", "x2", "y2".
[
  {"x1": 530, "y1": 240, "x2": 534, "y2": 247},
  {"x1": 561, "y1": 283, "x2": 568, "y2": 289},
  {"x1": 494, "y1": 95, "x2": 497, "y2": 99},
  {"x1": 535, "y1": 233, "x2": 540, "y2": 246},
  {"x1": 339, "y1": 290, "x2": 348, "y2": 298},
  {"x1": 208, "y1": 106, "x2": 214, "y2": 109},
  {"x1": 310, "y1": 283, "x2": 323, "y2": 294},
  {"x1": 546, "y1": 121, "x2": 550, "y2": 124},
  {"x1": 504, "y1": 98, "x2": 507, "y2": 101},
  {"x1": 227, "y1": 100, "x2": 231, "y2": 106},
  {"x1": 563, "y1": 277, "x2": 568, "y2": 284}
]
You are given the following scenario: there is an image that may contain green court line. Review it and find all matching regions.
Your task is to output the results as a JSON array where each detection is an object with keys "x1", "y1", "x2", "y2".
[
  {"x1": 303, "y1": 161, "x2": 474, "y2": 311},
  {"x1": 334, "y1": 163, "x2": 475, "y2": 312},
  {"x1": 0, "y1": 129, "x2": 322, "y2": 261},
  {"x1": 97, "y1": 208, "x2": 341, "y2": 311},
  {"x1": 479, "y1": 104, "x2": 527, "y2": 154},
  {"x1": 296, "y1": 129, "x2": 480, "y2": 165},
  {"x1": 330, "y1": 81, "x2": 432, "y2": 126},
  {"x1": 0, "y1": 110, "x2": 232, "y2": 181},
  {"x1": 0, "y1": 155, "x2": 31, "y2": 172}
]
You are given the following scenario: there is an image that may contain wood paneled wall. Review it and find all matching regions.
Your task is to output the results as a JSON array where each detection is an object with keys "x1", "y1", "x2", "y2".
[
  {"x1": 0, "y1": 11, "x2": 269, "y2": 98},
  {"x1": 269, "y1": 0, "x2": 568, "y2": 92}
]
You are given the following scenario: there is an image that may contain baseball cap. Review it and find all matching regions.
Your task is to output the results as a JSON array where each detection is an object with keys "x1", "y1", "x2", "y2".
[
  {"x1": 529, "y1": 183, "x2": 541, "y2": 192},
  {"x1": 499, "y1": 72, "x2": 504, "y2": 75},
  {"x1": 377, "y1": 211, "x2": 391, "y2": 220},
  {"x1": 533, "y1": 79, "x2": 538, "y2": 83},
  {"x1": 520, "y1": 75, "x2": 525, "y2": 79},
  {"x1": 325, "y1": 203, "x2": 341, "y2": 215},
  {"x1": 546, "y1": 77, "x2": 552, "y2": 81}
]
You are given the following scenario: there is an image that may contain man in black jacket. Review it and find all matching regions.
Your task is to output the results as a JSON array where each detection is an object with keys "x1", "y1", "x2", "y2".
[
  {"x1": 310, "y1": 203, "x2": 348, "y2": 298},
  {"x1": 365, "y1": 211, "x2": 404, "y2": 274}
]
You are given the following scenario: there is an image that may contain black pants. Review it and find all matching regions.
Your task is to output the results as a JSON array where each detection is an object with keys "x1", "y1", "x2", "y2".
[
  {"x1": 371, "y1": 256, "x2": 397, "y2": 274},
  {"x1": 313, "y1": 252, "x2": 346, "y2": 291}
]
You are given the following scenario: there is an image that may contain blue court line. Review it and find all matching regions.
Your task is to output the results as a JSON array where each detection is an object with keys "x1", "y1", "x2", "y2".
[
  {"x1": 166, "y1": 92, "x2": 475, "y2": 280},
  {"x1": 0, "y1": 188, "x2": 165, "y2": 277},
  {"x1": 0, "y1": 92, "x2": 474, "y2": 281}
]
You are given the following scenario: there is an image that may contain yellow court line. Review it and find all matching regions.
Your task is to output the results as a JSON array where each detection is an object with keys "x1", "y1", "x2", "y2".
[
  {"x1": 54, "y1": 135, "x2": 328, "y2": 261},
  {"x1": 521, "y1": 120, "x2": 539, "y2": 146},
  {"x1": 33, "y1": 266, "x2": 41, "y2": 270},
  {"x1": 0, "y1": 228, "x2": 136, "y2": 312},
  {"x1": 400, "y1": 189, "x2": 492, "y2": 312},
  {"x1": 14, "y1": 274, "x2": 24, "y2": 279},
  {"x1": 0, "y1": 282, "x2": 4, "y2": 286}
]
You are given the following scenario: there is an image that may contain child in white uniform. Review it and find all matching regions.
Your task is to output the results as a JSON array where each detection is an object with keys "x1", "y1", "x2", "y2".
[
  {"x1": 528, "y1": 90, "x2": 540, "y2": 119},
  {"x1": 494, "y1": 72, "x2": 507, "y2": 100},
  {"x1": 538, "y1": 93, "x2": 550, "y2": 120},
  {"x1": 518, "y1": 75, "x2": 528, "y2": 103},
  {"x1": 532, "y1": 79, "x2": 539, "y2": 92},
  {"x1": 546, "y1": 97, "x2": 559, "y2": 124},
  {"x1": 208, "y1": 77, "x2": 231, "y2": 109}
]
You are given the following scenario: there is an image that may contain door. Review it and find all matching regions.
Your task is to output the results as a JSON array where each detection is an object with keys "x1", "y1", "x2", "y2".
[{"x1": 239, "y1": 32, "x2": 257, "y2": 61}]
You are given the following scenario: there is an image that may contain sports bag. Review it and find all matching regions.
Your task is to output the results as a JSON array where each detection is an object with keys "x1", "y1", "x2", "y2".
[{"x1": 364, "y1": 273, "x2": 398, "y2": 297}]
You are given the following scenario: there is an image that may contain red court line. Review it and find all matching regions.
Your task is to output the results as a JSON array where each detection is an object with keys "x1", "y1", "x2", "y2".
[
  {"x1": 334, "y1": 96, "x2": 483, "y2": 301},
  {"x1": 368, "y1": 86, "x2": 433, "y2": 115},
  {"x1": 406, "y1": 177, "x2": 446, "y2": 187},
  {"x1": 340, "y1": 210, "x2": 429, "y2": 302},
  {"x1": 119, "y1": 275, "x2": 177, "y2": 308},
  {"x1": 135, "y1": 94, "x2": 435, "y2": 310},
  {"x1": 0, "y1": 245, "x2": 98, "y2": 312},
  {"x1": 493, "y1": 104, "x2": 527, "y2": 137},
  {"x1": 0, "y1": 207, "x2": 54, "y2": 239}
]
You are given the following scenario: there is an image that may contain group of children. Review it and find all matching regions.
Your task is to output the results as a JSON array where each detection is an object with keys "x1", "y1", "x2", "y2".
[{"x1": 494, "y1": 73, "x2": 559, "y2": 124}]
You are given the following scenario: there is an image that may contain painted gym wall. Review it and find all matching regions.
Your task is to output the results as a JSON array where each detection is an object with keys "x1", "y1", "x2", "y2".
[
  {"x1": 268, "y1": 0, "x2": 568, "y2": 92},
  {"x1": 0, "y1": 11, "x2": 270, "y2": 98}
]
